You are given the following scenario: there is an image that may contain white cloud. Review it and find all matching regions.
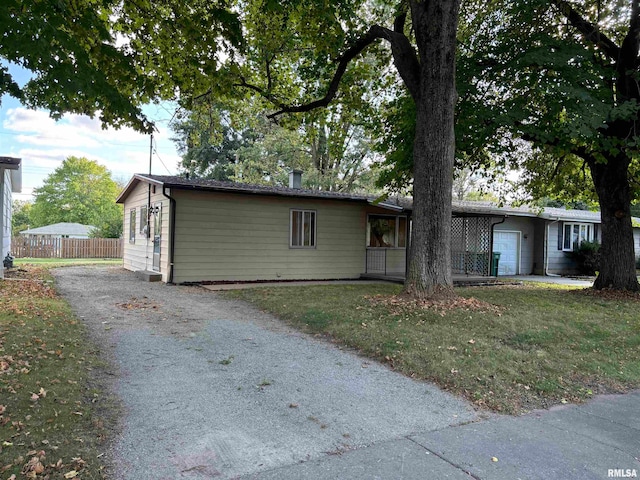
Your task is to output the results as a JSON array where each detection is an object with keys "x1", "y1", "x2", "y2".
[
  {"x1": 17, "y1": 147, "x2": 108, "y2": 168},
  {"x1": 2, "y1": 106, "x2": 181, "y2": 200},
  {"x1": 4, "y1": 107, "x2": 156, "y2": 149}
]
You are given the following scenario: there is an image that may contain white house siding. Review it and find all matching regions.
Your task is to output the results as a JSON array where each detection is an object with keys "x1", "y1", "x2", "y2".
[
  {"x1": 634, "y1": 228, "x2": 640, "y2": 259},
  {"x1": 122, "y1": 182, "x2": 170, "y2": 281},
  {"x1": 493, "y1": 217, "x2": 536, "y2": 275},
  {"x1": 545, "y1": 221, "x2": 597, "y2": 274},
  {"x1": 170, "y1": 190, "x2": 381, "y2": 283},
  {"x1": 2, "y1": 169, "x2": 12, "y2": 259}
]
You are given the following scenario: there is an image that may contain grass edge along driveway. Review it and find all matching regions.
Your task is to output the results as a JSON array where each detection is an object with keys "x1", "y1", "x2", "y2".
[
  {"x1": 0, "y1": 265, "x2": 116, "y2": 479},
  {"x1": 225, "y1": 282, "x2": 640, "y2": 415}
]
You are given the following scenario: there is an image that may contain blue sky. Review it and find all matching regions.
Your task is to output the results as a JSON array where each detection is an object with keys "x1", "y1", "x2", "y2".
[{"x1": 0, "y1": 65, "x2": 181, "y2": 201}]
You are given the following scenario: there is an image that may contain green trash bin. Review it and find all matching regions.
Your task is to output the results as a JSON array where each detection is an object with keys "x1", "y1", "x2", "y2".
[{"x1": 491, "y1": 252, "x2": 501, "y2": 276}]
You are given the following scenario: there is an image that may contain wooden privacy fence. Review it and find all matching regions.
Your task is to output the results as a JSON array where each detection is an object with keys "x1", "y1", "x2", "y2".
[{"x1": 11, "y1": 237, "x2": 123, "y2": 259}]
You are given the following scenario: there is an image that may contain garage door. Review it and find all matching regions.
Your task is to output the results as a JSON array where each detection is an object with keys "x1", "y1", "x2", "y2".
[{"x1": 492, "y1": 231, "x2": 519, "y2": 275}]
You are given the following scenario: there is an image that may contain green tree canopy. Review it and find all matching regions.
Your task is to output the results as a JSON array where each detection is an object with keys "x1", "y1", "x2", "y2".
[
  {"x1": 172, "y1": 99, "x2": 379, "y2": 193},
  {"x1": 31, "y1": 157, "x2": 123, "y2": 238},
  {"x1": 1, "y1": 0, "x2": 242, "y2": 131},
  {"x1": 458, "y1": 0, "x2": 640, "y2": 291},
  {"x1": 11, "y1": 200, "x2": 32, "y2": 234}
]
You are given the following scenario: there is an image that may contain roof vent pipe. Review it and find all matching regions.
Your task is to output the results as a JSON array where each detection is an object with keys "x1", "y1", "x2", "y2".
[{"x1": 289, "y1": 169, "x2": 303, "y2": 189}]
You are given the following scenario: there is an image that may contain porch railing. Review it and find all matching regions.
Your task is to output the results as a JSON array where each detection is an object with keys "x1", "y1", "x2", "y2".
[{"x1": 366, "y1": 248, "x2": 387, "y2": 275}]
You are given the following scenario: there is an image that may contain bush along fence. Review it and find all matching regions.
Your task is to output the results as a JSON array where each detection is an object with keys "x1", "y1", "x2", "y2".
[{"x1": 11, "y1": 237, "x2": 123, "y2": 259}]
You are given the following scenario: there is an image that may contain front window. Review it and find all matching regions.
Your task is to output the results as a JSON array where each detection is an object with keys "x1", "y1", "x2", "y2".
[
  {"x1": 563, "y1": 223, "x2": 594, "y2": 251},
  {"x1": 367, "y1": 215, "x2": 407, "y2": 248},
  {"x1": 290, "y1": 209, "x2": 316, "y2": 248},
  {"x1": 129, "y1": 208, "x2": 136, "y2": 243}
]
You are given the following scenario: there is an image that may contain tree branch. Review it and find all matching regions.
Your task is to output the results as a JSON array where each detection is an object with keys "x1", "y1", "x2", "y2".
[
  {"x1": 234, "y1": 76, "x2": 285, "y2": 109},
  {"x1": 552, "y1": 0, "x2": 621, "y2": 60},
  {"x1": 263, "y1": 21, "x2": 420, "y2": 119}
]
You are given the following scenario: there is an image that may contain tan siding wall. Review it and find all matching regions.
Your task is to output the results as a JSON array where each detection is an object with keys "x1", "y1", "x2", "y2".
[
  {"x1": 122, "y1": 182, "x2": 171, "y2": 281},
  {"x1": 171, "y1": 190, "x2": 377, "y2": 283}
]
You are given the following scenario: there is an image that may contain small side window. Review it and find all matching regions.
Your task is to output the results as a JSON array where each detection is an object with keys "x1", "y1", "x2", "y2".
[{"x1": 129, "y1": 208, "x2": 136, "y2": 243}]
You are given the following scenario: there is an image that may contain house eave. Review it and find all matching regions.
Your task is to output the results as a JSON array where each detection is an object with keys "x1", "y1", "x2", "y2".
[
  {"x1": 0, "y1": 157, "x2": 21, "y2": 170},
  {"x1": 116, "y1": 174, "x2": 165, "y2": 204}
]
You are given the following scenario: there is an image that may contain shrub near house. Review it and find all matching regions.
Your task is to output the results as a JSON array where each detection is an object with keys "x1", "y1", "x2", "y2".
[{"x1": 566, "y1": 241, "x2": 601, "y2": 276}]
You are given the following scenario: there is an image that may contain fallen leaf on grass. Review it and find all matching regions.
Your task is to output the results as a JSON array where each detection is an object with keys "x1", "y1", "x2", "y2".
[
  {"x1": 365, "y1": 294, "x2": 504, "y2": 316},
  {"x1": 64, "y1": 470, "x2": 78, "y2": 479}
]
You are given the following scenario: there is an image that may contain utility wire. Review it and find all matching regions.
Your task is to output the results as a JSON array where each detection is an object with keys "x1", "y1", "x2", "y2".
[{"x1": 153, "y1": 137, "x2": 173, "y2": 175}]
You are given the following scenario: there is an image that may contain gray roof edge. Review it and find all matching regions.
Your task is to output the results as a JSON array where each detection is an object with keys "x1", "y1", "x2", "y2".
[
  {"x1": 122, "y1": 174, "x2": 412, "y2": 208},
  {"x1": 0, "y1": 156, "x2": 21, "y2": 170},
  {"x1": 21, "y1": 222, "x2": 95, "y2": 235}
]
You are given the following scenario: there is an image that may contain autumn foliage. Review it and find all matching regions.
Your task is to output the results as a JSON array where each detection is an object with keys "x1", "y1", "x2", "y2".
[{"x1": 0, "y1": 266, "x2": 111, "y2": 479}]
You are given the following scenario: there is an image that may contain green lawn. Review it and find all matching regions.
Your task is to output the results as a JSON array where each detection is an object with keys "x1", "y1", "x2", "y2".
[
  {"x1": 15, "y1": 258, "x2": 122, "y2": 268},
  {"x1": 226, "y1": 283, "x2": 640, "y2": 414},
  {"x1": 0, "y1": 265, "x2": 116, "y2": 479}
]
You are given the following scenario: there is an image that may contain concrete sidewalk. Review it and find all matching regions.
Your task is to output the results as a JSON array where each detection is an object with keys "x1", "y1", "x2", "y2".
[
  {"x1": 504, "y1": 275, "x2": 595, "y2": 287},
  {"x1": 244, "y1": 391, "x2": 640, "y2": 479}
]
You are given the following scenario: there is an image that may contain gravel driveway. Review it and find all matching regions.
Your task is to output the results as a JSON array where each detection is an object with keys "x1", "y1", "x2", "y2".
[{"x1": 53, "y1": 266, "x2": 478, "y2": 479}]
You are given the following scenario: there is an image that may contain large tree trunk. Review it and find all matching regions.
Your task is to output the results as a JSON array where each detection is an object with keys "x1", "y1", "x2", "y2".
[
  {"x1": 404, "y1": 0, "x2": 461, "y2": 298},
  {"x1": 589, "y1": 154, "x2": 640, "y2": 291}
]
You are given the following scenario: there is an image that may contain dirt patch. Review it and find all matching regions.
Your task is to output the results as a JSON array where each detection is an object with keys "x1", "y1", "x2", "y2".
[{"x1": 116, "y1": 296, "x2": 162, "y2": 311}]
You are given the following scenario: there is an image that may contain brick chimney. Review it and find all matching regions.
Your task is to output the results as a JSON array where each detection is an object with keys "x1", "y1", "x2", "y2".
[{"x1": 289, "y1": 169, "x2": 303, "y2": 189}]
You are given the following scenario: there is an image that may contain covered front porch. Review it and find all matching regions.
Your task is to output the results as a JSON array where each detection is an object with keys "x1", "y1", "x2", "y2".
[{"x1": 363, "y1": 213, "x2": 500, "y2": 285}]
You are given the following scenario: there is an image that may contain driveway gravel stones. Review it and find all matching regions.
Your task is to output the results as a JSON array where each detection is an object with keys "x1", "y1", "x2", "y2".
[{"x1": 53, "y1": 266, "x2": 478, "y2": 479}]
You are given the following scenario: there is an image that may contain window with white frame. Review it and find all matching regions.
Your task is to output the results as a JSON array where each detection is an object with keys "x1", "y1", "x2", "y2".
[
  {"x1": 290, "y1": 209, "x2": 316, "y2": 247},
  {"x1": 367, "y1": 215, "x2": 407, "y2": 248},
  {"x1": 562, "y1": 223, "x2": 595, "y2": 251},
  {"x1": 129, "y1": 208, "x2": 136, "y2": 243}
]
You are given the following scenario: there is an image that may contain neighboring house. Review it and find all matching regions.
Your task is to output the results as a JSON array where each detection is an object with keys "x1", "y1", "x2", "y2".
[
  {"x1": 116, "y1": 172, "x2": 640, "y2": 284},
  {"x1": 1, "y1": 157, "x2": 22, "y2": 276},
  {"x1": 20, "y1": 222, "x2": 95, "y2": 239},
  {"x1": 453, "y1": 201, "x2": 640, "y2": 276}
]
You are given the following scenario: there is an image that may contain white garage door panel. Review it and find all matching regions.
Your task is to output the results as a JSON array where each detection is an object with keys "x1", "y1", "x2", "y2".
[{"x1": 493, "y1": 231, "x2": 519, "y2": 275}]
